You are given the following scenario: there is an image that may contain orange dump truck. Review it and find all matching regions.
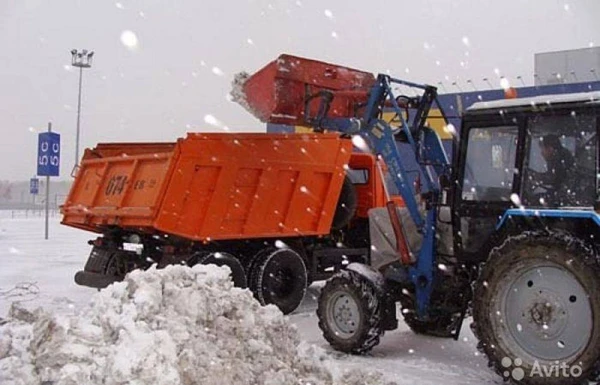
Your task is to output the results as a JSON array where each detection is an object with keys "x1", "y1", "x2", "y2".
[{"x1": 62, "y1": 132, "x2": 400, "y2": 313}]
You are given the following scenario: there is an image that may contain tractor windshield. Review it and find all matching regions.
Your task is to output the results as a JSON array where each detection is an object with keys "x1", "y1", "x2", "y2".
[
  {"x1": 462, "y1": 126, "x2": 519, "y2": 202},
  {"x1": 522, "y1": 113, "x2": 597, "y2": 207}
]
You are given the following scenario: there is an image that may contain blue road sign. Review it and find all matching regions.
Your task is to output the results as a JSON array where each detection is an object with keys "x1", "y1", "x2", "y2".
[
  {"x1": 30, "y1": 178, "x2": 39, "y2": 195},
  {"x1": 37, "y1": 132, "x2": 60, "y2": 176}
]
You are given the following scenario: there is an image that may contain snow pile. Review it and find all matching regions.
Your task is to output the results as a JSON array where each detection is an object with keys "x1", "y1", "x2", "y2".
[{"x1": 0, "y1": 264, "x2": 395, "y2": 385}]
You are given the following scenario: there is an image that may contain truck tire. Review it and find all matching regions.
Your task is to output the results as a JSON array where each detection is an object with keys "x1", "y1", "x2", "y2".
[
  {"x1": 104, "y1": 251, "x2": 129, "y2": 280},
  {"x1": 472, "y1": 231, "x2": 600, "y2": 385},
  {"x1": 317, "y1": 269, "x2": 384, "y2": 354},
  {"x1": 249, "y1": 248, "x2": 307, "y2": 314},
  {"x1": 331, "y1": 176, "x2": 357, "y2": 230},
  {"x1": 196, "y1": 252, "x2": 247, "y2": 288}
]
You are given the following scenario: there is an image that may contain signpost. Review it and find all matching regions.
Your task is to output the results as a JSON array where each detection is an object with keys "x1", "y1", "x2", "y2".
[
  {"x1": 30, "y1": 177, "x2": 39, "y2": 205},
  {"x1": 37, "y1": 122, "x2": 60, "y2": 239},
  {"x1": 29, "y1": 178, "x2": 39, "y2": 195}
]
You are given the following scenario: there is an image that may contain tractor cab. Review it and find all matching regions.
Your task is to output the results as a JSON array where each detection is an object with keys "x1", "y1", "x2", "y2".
[{"x1": 453, "y1": 92, "x2": 600, "y2": 261}]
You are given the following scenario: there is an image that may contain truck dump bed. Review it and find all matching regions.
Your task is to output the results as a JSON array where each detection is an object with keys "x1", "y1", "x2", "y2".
[{"x1": 61, "y1": 133, "x2": 352, "y2": 241}]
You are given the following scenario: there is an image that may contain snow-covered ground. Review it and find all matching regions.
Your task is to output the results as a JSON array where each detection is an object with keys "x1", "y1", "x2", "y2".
[{"x1": 0, "y1": 214, "x2": 500, "y2": 384}]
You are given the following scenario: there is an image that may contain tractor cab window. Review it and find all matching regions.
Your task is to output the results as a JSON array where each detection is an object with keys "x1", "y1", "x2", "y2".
[
  {"x1": 462, "y1": 126, "x2": 519, "y2": 202},
  {"x1": 522, "y1": 114, "x2": 597, "y2": 207}
]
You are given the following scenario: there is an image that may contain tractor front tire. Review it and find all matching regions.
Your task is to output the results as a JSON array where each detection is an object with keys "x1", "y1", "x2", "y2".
[
  {"x1": 317, "y1": 269, "x2": 384, "y2": 354},
  {"x1": 472, "y1": 231, "x2": 600, "y2": 385}
]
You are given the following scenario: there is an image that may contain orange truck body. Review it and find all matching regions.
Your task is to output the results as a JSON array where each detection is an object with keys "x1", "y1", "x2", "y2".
[{"x1": 61, "y1": 133, "x2": 353, "y2": 241}]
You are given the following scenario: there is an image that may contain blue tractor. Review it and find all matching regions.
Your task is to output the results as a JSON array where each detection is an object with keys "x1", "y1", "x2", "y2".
[{"x1": 238, "y1": 55, "x2": 600, "y2": 385}]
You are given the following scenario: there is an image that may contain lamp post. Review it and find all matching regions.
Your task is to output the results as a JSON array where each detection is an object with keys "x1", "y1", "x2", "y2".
[{"x1": 70, "y1": 49, "x2": 94, "y2": 169}]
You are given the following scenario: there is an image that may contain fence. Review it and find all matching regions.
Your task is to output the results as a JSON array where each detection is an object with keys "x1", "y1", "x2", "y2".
[{"x1": 0, "y1": 208, "x2": 62, "y2": 219}]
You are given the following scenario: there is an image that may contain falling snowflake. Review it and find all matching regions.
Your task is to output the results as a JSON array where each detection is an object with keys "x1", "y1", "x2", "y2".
[
  {"x1": 120, "y1": 30, "x2": 139, "y2": 50},
  {"x1": 204, "y1": 114, "x2": 222, "y2": 127},
  {"x1": 443, "y1": 124, "x2": 457, "y2": 135},
  {"x1": 510, "y1": 193, "x2": 523, "y2": 208},
  {"x1": 275, "y1": 240, "x2": 288, "y2": 249},
  {"x1": 351, "y1": 135, "x2": 369, "y2": 151}
]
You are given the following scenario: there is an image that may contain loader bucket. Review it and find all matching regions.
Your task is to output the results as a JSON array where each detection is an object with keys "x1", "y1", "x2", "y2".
[{"x1": 232, "y1": 54, "x2": 376, "y2": 126}]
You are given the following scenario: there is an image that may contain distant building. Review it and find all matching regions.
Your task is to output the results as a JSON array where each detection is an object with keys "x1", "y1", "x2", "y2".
[{"x1": 535, "y1": 46, "x2": 600, "y2": 86}]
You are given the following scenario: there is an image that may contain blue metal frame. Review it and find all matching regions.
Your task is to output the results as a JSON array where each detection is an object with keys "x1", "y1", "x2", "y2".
[
  {"x1": 317, "y1": 75, "x2": 451, "y2": 317},
  {"x1": 497, "y1": 208, "x2": 600, "y2": 230}
]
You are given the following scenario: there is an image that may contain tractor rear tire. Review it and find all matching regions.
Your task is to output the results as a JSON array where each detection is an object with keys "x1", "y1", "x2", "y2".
[
  {"x1": 249, "y1": 248, "x2": 307, "y2": 315},
  {"x1": 317, "y1": 269, "x2": 384, "y2": 354},
  {"x1": 472, "y1": 231, "x2": 600, "y2": 385}
]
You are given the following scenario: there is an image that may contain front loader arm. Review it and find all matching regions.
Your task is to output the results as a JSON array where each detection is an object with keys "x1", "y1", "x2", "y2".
[
  {"x1": 236, "y1": 55, "x2": 451, "y2": 317},
  {"x1": 317, "y1": 75, "x2": 450, "y2": 317}
]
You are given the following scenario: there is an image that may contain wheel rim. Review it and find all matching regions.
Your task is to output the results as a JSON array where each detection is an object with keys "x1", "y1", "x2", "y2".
[
  {"x1": 326, "y1": 290, "x2": 361, "y2": 339},
  {"x1": 494, "y1": 263, "x2": 592, "y2": 361},
  {"x1": 105, "y1": 253, "x2": 127, "y2": 279},
  {"x1": 267, "y1": 267, "x2": 295, "y2": 300}
]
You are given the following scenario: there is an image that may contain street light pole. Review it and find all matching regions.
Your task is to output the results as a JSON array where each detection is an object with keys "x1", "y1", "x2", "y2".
[{"x1": 70, "y1": 49, "x2": 94, "y2": 170}]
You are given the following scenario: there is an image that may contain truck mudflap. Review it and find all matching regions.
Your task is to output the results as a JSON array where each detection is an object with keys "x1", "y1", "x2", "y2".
[
  {"x1": 74, "y1": 270, "x2": 118, "y2": 289},
  {"x1": 74, "y1": 246, "x2": 117, "y2": 289}
]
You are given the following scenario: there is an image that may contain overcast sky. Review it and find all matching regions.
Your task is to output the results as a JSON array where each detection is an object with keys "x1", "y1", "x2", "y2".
[{"x1": 1, "y1": 0, "x2": 599, "y2": 181}]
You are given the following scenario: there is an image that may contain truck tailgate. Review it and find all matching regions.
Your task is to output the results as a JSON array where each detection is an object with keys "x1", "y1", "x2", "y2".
[{"x1": 61, "y1": 142, "x2": 177, "y2": 232}]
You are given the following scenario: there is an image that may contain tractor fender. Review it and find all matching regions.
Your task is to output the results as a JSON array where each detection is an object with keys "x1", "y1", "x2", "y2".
[
  {"x1": 496, "y1": 208, "x2": 600, "y2": 232},
  {"x1": 346, "y1": 263, "x2": 385, "y2": 294}
]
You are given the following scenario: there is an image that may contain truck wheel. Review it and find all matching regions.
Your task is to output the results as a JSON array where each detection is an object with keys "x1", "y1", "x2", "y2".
[
  {"x1": 249, "y1": 248, "x2": 307, "y2": 314},
  {"x1": 472, "y1": 232, "x2": 600, "y2": 385},
  {"x1": 317, "y1": 269, "x2": 384, "y2": 354},
  {"x1": 196, "y1": 252, "x2": 247, "y2": 288},
  {"x1": 331, "y1": 176, "x2": 357, "y2": 230},
  {"x1": 105, "y1": 251, "x2": 130, "y2": 280}
]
